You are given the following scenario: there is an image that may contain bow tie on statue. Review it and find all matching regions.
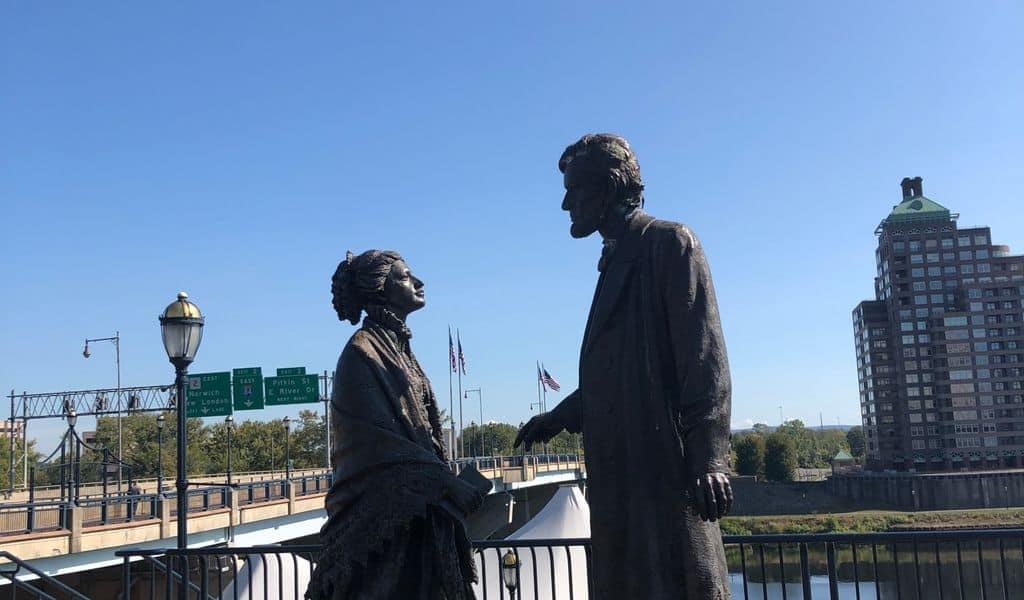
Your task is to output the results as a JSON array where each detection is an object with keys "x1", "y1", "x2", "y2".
[{"x1": 598, "y1": 239, "x2": 618, "y2": 272}]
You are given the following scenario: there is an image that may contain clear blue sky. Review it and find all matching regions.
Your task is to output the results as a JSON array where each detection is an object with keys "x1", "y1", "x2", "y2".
[{"x1": 2, "y1": 3, "x2": 1022, "y2": 452}]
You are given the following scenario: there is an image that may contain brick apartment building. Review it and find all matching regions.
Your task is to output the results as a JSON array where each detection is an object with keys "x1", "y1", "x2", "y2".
[{"x1": 853, "y1": 178, "x2": 1024, "y2": 472}]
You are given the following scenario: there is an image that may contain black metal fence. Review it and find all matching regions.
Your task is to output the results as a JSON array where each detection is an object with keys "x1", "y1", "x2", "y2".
[
  {"x1": 0, "y1": 501, "x2": 67, "y2": 536},
  {"x1": 0, "y1": 550, "x2": 90, "y2": 600},
  {"x1": 112, "y1": 528, "x2": 1024, "y2": 599}
]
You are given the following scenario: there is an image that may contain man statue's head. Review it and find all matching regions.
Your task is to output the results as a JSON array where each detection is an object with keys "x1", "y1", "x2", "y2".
[{"x1": 559, "y1": 133, "x2": 645, "y2": 238}]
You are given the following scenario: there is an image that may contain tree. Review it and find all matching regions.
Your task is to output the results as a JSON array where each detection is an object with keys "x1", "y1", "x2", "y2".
[
  {"x1": 846, "y1": 426, "x2": 866, "y2": 458},
  {"x1": 764, "y1": 432, "x2": 797, "y2": 482},
  {"x1": 733, "y1": 433, "x2": 766, "y2": 478},
  {"x1": 290, "y1": 410, "x2": 328, "y2": 469},
  {"x1": 459, "y1": 422, "x2": 518, "y2": 457}
]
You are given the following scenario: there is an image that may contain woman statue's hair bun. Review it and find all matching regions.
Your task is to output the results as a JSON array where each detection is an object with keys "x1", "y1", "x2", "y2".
[{"x1": 330, "y1": 249, "x2": 403, "y2": 325}]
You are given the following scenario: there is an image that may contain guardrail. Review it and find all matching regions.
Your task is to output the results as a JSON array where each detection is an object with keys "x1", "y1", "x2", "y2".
[
  {"x1": 79, "y1": 493, "x2": 159, "y2": 526},
  {"x1": 0, "y1": 473, "x2": 334, "y2": 536},
  {"x1": 0, "y1": 501, "x2": 67, "y2": 536},
  {"x1": 115, "y1": 528, "x2": 1024, "y2": 599}
]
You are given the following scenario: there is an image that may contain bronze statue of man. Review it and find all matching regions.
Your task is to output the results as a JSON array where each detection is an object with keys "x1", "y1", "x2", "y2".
[{"x1": 515, "y1": 134, "x2": 733, "y2": 599}]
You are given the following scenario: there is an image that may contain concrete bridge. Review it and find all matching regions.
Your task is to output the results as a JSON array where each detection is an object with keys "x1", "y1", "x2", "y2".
[{"x1": 0, "y1": 454, "x2": 585, "y2": 585}]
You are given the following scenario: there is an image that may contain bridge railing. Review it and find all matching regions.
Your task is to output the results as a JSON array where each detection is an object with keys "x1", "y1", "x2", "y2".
[
  {"x1": 293, "y1": 472, "x2": 332, "y2": 497},
  {"x1": 79, "y1": 493, "x2": 160, "y2": 526},
  {"x1": 0, "y1": 501, "x2": 67, "y2": 536},
  {"x1": 235, "y1": 479, "x2": 288, "y2": 507},
  {"x1": 115, "y1": 528, "x2": 1024, "y2": 599}
]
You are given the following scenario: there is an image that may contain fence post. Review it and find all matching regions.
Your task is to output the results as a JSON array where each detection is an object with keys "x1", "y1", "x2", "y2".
[
  {"x1": 826, "y1": 541, "x2": 840, "y2": 600},
  {"x1": 799, "y1": 542, "x2": 813, "y2": 599}
]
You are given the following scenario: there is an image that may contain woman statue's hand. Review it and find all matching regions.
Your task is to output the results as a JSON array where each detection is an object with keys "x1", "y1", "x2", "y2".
[{"x1": 444, "y1": 478, "x2": 485, "y2": 516}]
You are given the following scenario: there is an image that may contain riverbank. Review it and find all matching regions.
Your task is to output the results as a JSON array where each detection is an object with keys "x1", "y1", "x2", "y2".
[{"x1": 721, "y1": 507, "x2": 1024, "y2": 534}]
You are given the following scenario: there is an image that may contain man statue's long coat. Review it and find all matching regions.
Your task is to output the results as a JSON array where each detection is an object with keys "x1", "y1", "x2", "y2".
[{"x1": 550, "y1": 210, "x2": 732, "y2": 599}]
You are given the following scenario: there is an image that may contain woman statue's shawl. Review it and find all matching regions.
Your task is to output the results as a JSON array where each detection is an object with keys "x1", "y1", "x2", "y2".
[{"x1": 310, "y1": 320, "x2": 472, "y2": 597}]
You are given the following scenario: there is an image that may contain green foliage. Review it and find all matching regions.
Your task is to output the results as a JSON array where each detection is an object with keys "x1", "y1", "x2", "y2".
[
  {"x1": 846, "y1": 426, "x2": 865, "y2": 458},
  {"x1": 773, "y1": 419, "x2": 852, "y2": 468},
  {"x1": 459, "y1": 422, "x2": 518, "y2": 457},
  {"x1": 733, "y1": 433, "x2": 766, "y2": 478},
  {"x1": 37, "y1": 412, "x2": 331, "y2": 482},
  {"x1": 764, "y1": 432, "x2": 797, "y2": 482}
]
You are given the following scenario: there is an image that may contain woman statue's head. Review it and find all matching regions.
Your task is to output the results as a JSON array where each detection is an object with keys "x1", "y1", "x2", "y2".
[{"x1": 331, "y1": 250, "x2": 425, "y2": 324}]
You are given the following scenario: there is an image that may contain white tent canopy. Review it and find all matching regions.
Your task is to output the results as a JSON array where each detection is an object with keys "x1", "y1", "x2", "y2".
[
  {"x1": 474, "y1": 485, "x2": 591, "y2": 600},
  {"x1": 220, "y1": 550, "x2": 313, "y2": 600}
]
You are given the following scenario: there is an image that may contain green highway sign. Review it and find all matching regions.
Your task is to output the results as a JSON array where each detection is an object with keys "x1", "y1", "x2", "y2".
[
  {"x1": 185, "y1": 372, "x2": 232, "y2": 418},
  {"x1": 233, "y1": 367, "x2": 264, "y2": 411},
  {"x1": 276, "y1": 367, "x2": 306, "y2": 376},
  {"x1": 265, "y1": 374, "x2": 320, "y2": 405}
]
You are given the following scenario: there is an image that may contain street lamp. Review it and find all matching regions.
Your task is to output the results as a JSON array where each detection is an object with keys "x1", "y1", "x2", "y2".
[
  {"x1": 156, "y1": 414, "x2": 165, "y2": 493},
  {"x1": 158, "y1": 291, "x2": 204, "y2": 559},
  {"x1": 283, "y1": 416, "x2": 291, "y2": 481},
  {"x1": 466, "y1": 388, "x2": 483, "y2": 457},
  {"x1": 501, "y1": 549, "x2": 519, "y2": 597},
  {"x1": 83, "y1": 332, "x2": 122, "y2": 490},
  {"x1": 225, "y1": 415, "x2": 234, "y2": 486}
]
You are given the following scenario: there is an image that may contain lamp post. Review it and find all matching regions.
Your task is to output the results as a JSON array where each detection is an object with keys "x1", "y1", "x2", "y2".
[
  {"x1": 67, "y1": 410, "x2": 79, "y2": 504},
  {"x1": 465, "y1": 388, "x2": 483, "y2": 457},
  {"x1": 501, "y1": 549, "x2": 519, "y2": 597},
  {"x1": 283, "y1": 416, "x2": 291, "y2": 481},
  {"x1": 158, "y1": 292, "x2": 204, "y2": 562},
  {"x1": 156, "y1": 414, "x2": 165, "y2": 493},
  {"x1": 225, "y1": 415, "x2": 234, "y2": 486},
  {"x1": 83, "y1": 332, "x2": 122, "y2": 491}
]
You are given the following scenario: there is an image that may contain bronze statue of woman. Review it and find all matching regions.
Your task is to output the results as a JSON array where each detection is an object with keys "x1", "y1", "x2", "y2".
[{"x1": 307, "y1": 250, "x2": 482, "y2": 600}]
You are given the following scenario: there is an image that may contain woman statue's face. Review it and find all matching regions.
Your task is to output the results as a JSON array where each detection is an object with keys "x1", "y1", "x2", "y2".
[{"x1": 384, "y1": 259, "x2": 425, "y2": 317}]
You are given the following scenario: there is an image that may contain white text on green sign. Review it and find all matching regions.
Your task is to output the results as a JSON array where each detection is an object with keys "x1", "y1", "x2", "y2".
[
  {"x1": 232, "y1": 367, "x2": 264, "y2": 411},
  {"x1": 186, "y1": 372, "x2": 232, "y2": 418},
  {"x1": 265, "y1": 374, "x2": 319, "y2": 405}
]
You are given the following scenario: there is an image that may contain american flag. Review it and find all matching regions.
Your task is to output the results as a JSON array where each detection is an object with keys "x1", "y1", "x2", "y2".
[
  {"x1": 541, "y1": 364, "x2": 561, "y2": 392},
  {"x1": 457, "y1": 330, "x2": 466, "y2": 375},
  {"x1": 448, "y1": 327, "x2": 457, "y2": 373}
]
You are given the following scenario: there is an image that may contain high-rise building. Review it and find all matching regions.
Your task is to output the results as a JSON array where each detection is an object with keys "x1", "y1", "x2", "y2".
[{"x1": 853, "y1": 178, "x2": 1024, "y2": 472}]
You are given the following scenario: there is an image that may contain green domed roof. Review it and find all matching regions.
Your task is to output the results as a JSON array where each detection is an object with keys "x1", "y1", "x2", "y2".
[{"x1": 885, "y1": 196, "x2": 951, "y2": 224}]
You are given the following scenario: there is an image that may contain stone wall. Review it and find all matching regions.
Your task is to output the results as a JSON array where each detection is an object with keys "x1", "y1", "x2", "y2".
[
  {"x1": 830, "y1": 469, "x2": 1024, "y2": 510},
  {"x1": 728, "y1": 476, "x2": 857, "y2": 516}
]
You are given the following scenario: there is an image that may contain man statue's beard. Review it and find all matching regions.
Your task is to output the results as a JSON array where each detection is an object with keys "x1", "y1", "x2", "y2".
[{"x1": 570, "y1": 219, "x2": 600, "y2": 238}]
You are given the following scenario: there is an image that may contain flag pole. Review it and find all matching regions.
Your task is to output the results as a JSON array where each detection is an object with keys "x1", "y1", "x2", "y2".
[
  {"x1": 541, "y1": 363, "x2": 549, "y2": 456},
  {"x1": 457, "y1": 329, "x2": 465, "y2": 459},
  {"x1": 448, "y1": 326, "x2": 455, "y2": 460},
  {"x1": 535, "y1": 361, "x2": 544, "y2": 455}
]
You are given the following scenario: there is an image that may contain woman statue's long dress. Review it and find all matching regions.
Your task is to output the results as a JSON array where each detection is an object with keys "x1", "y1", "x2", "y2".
[{"x1": 307, "y1": 250, "x2": 482, "y2": 600}]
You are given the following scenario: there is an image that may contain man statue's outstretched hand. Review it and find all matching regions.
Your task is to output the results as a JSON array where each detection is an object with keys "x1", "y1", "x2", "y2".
[
  {"x1": 690, "y1": 472, "x2": 733, "y2": 522},
  {"x1": 514, "y1": 413, "x2": 562, "y2": 449}
]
